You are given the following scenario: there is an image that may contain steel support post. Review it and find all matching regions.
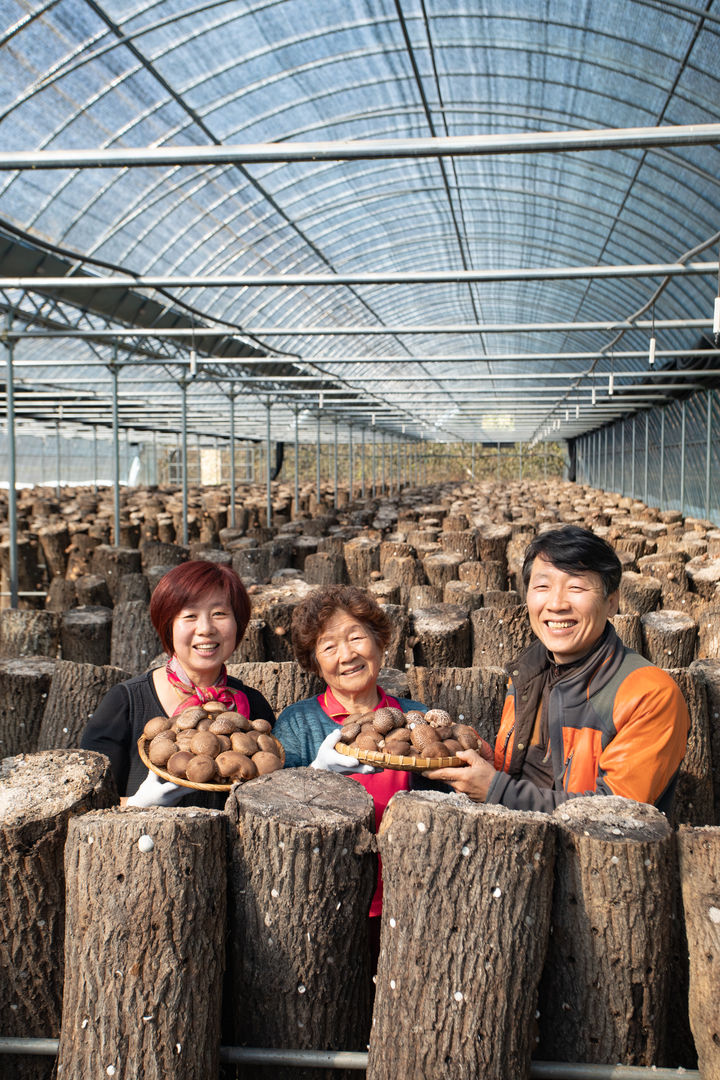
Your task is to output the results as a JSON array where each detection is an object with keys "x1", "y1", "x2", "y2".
[
  {"x1": 55, "y1": 414, "x2": 61, "y2": 498},
  {"x1": 229, "y1": 392, "x2": 237, "y2": 528},
  {"x1": 706, "y1": 389, "x2": 713, "y2": 520},
  {"x1": 680, "y1": 399, "x2": 687, "y2": 517},
  {"x1": 180, "y1": 381, "x2": 189, "y2": 545},
  {"x1": 316, "y1": 411, "x2": 321, "y2": 506},
  {"x1": 348, "y1": 424, "x2": 353, "y2": 502},
  {"x1": 265, "y1": 400, "x2": 272, "y2": 530},
  {"x1": 361, "y1": 425, "x2": 366, "y2": 498},
  {"x1": 294, "y1": 406, "x2": 300, "y2": 517},
  {"x1": 620, "y1": 420, "x2": 625, "y2": 494},
  {"x1": 4, "y1": 332, "x2": 18, "y2": 607},
  {"x1": 604, "y1": 427, "x2": 608, "y2": 491},
  {"x1": 93, "y1": 425, "x2": 99, "y2": 493},
  {"x1": 382, "y1": 430, "x2": 386, "y2": 494},
  {"x1": 659, "y1": 409, "x2": 665, "y2": 508},
  {"x1": 333, "y1": 419, "x2": 338, "y2": 510},
  {"x1": 631, "y1": 417, "x2": 636, "y2": 499},
  {"x1": 372, "y1": 423, "x2": 377, "y2": 497},
  {"x1": 110, "y1": 363, "x2": 121, "y2": 547},
  {"x1": 612, "y1": 425, "x2": 616, "y2": 492},
  {"x1": 644, "y1": 412, "x2": 649, "y2": 506}
]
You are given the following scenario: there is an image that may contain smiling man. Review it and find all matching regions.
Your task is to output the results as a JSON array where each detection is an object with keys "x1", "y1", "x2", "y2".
[{"x1": 426, "y1": 525, "x2": 690, "y2": 813}]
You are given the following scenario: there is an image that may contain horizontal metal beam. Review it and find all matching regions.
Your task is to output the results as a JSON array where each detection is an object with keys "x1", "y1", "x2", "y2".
[
  {"x1": 1, "y1": 122, "x2": 720, "y2": 170},
  {"x1": 2, "y1": 260, "x2": 717, "y2": 289}
]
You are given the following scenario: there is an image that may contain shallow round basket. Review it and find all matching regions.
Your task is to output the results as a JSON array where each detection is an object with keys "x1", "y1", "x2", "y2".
[
  {"x1": 334, "y1": 739, "x2": 462, "y2": 773},
  {"x1": 138, "y1": 736, "x2": 285, "y2": 791}
]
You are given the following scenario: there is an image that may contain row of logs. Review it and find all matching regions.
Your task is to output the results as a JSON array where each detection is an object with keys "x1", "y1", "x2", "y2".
[{"x1": 1, "y1": 750, "x2": 718, "y2": 1080}]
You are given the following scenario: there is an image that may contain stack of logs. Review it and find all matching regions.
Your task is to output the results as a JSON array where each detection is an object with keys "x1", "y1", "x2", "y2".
[
  {"x1": 1, "y1": 753, "x2": 718, "y2": 1080},
  {"x1": 1, "y1": 476, "x2": 720, "y2": 1075}
]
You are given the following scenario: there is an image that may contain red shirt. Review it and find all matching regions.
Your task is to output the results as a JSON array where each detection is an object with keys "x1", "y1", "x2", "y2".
[{"x1": 319, "y1": 686, "x2": 411, "y2": 916}]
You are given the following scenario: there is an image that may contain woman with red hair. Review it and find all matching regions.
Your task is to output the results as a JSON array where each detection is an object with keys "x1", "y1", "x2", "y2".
[{"x1": 82, "y1": 560, "x2": 275, "y2": 805}]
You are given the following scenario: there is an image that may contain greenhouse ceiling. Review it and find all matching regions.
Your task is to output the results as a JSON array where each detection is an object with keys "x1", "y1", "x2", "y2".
[{"x1": 1, "y1": 0, "x2": 720, "y2": 448}]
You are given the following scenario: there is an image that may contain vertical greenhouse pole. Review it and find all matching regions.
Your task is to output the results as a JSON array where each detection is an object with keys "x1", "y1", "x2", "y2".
[
  {"x1": 265, "y1": 400, "x2": 272, "y2": 530},
  {"x1": 5, "y1": 330, "x2": 18, "y2": 608},
  {"x1": 706, "y1": 389, "x2": 713, "y2": 521},
  {"x1": 372, "y1": 422, "x2": 377, "y2": 497},
  {"x1": 604, "y1": 427, "x2": 608, "y2": 491},
  {"x1": 111, "y1": 361, "x2": 121, "y2": 547},
  {"x1": 316, "y1": 410, "x2": 321, "y2": 507},
  {"x1": 229, "y1": 391, "x2": 236, "y2": 528},
  {"x1": 620, "y1": 420, "x2": 625, "y2": 495},
  {"x1": 361, "y1": 425, "x2": 366, "y2": 498},
  {"x1": 333, "y1": 419, "x2": 339, "y2": 510},
  {"x1": 631, "y1": 417, "x2": 636, "y2": 499},
  {"x1": 382, "y1": 430, "x2": 386, "y2": 493},
  {"x1": 180, "y1": 380, "x2": 189, "y2": 546},
  {"x1": 348, "y1": 424, "x2": 353, "y2": 502},
  {"x1": 93, "y1": 425, "x2": 99, "y2": 493},
  {"x1": 644, "y1": 413, "x2": 649, "y2": 505},
  {"x1": 680, "y1": 399, "x2": 687, "y2": 517},
  {"x1": 55, "y1": 411, "x2": 62, "y2": 498},
  {"x1": 294, "y1": 406, "x2": 300, "y2": 517},
  {"x1": 659, "y1": 409, "x2": 665, "y2": 509},
  {"x1": 612, "y1": 425, "x2": 616, "y2": 492}
]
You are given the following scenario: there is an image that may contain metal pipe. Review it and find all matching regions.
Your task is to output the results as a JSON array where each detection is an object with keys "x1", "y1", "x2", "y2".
[
  {"x1": 3, "y1": 120, "x2": 719, "y2": 170},
  {"x1": 316, "y1": 411, "x2": 321, "y2": 507},
  {"x1": 180, "y1": 381, "x2": 189, "y2": 546},
  {"x1": 382, "y1": 429, "x2": 386, "y2": 493},
  {"x1": 706, "y1": 389, "x2": 713, "y2": 520},
  {"x1": 110, "y1": 363, "x2": 121, "y2": 546},
  {"x1": 680, "y1": 399, "x2": 686, "y2": 517},
  {"x1": 631, "y1": 416, "x2": 636, "y2": 500},
  {"x1": 4, "y1": 259, "x2": 717, "y2": 290},
  {"x1": 229, "y1": 393, "x2": 236, "y2": 528},
  {"x1": 659, "y1": 409, "x2": 666, "y2": 508},
  {"x1": 361, "y1": 425, "x2": 366, "y2": 498},
  {"x1": 294, "y1": 406, "x2": 300, "y2": 518},
  {"x1": 372, "y1": 422, "x2": 377, "y2": 497},
  {"x1": 333, "y1": 419, "x2": 338, "y2": 510},
  {"x1": 93, "y1": 424, "x2": 99, "y2": 493},
  {"x1": 644, "y1": 412, "x2": 649, "y2": 506},
  {"x1": 55, "y1": 414, "x2": 61, "y2": 498},
  {"x1": 5, "y1": 331, "x2": 18, "y2": 608},
  {"x1": 348, "y1": 424, "x2": 353, "y2": 502},
  {"x1": 265, "y1": 400, "x2": 272, "y2": 530},
  {"x1": 620, "y1": 419, "x2": 625, "y2": 495}
]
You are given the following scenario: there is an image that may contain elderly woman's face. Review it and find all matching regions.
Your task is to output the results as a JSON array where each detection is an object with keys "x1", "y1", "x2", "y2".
[{"x1": 314, "y1": 609, "x2": 383, "y2": 699}]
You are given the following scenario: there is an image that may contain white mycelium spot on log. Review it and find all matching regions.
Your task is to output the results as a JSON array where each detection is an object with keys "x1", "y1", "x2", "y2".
[
  {"x1": 611, "y1": 828, "x2": 622, "y2": 835},
  {"x1": 106, "y1": 1067, "x2": 116, "y2": 1076},
  {"x1": 454, "y1": 991, "x2": 463, "y2": 1002},
  {"x1": 176, "y1": 1044, "x2": 182, "y2": 1054},
  {"x1": 137, "y1": 835, "x2": 154, "y2": 853},
  {"x1": 492, "y1": 887, "x2": 502, "y2": 898},
  {"x1": 461, "y1": 845, "x2": 470, "y2": 856},
  {"x1": 611, "y1": 856, "x2": 619, "y2": 865},
  {"x1": 645, "y1": 860, "x2": 652, "y2": 867},
  {"x1": 271, "y1": 888, "x2": 279, "y2": 898},
  {"x1": 417, "y1": 822, "x2": 426, "y2": 832},
  {"x1": 390, "y1": 980, "x2": 396, "y2": 990},
  {"x1": 298, "y1": 985, "x2": 306, "y2": 994},
  {"x1": 81, "y1": 1019, "x2": 89, "y2": 1029},
  {"x1": 313, "y1": 846, "x2": 320, "y2": 854},
  {"x1": 455, "y1": 685, "x2": 462, "y2": 691},
  {"x1": 709, "y1": 907, "x2": 720, "y2": 924},
  {"x1": 264, "y1": 913, "x2": 272, "y2": 927},
  {"x1": 389, "y1": 918, "x2": 396, "y2": 927}
]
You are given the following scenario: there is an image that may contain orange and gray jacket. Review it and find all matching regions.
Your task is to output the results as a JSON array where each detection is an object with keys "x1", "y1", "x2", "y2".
[{"x1": 487, "y1": 623, "x2": 690, "y2": 814}]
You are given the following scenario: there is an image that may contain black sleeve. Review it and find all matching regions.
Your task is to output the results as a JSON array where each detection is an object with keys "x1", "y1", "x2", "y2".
[
  {"x1": 80, "y1": 682, "x2": 133, "y2": 794},
  {"x1": 244, "y1": 686, "x2": 277, "y2": 727}
]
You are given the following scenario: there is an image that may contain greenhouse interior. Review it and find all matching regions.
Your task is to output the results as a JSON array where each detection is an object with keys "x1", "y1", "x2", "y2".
[{"x1": 2, "y1": 1, "x2": 720, "y2": 1079}]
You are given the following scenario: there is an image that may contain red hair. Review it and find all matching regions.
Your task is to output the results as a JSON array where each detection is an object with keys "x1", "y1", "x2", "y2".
[{"x1": 149, "y1": 560, "x2": 251, "y2": 654}]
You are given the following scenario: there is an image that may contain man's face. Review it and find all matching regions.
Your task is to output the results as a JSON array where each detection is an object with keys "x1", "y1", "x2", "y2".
[{"x1": 526, "y1": 555, "x2": 619, "y2": 665}]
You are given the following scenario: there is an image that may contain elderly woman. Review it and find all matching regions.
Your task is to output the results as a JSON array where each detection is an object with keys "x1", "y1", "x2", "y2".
[
  {"x1": 81, "y1": 560, "x2": 275, "y2": 806},
  {"x1": 273, "y1": 584, "x2": 429, "y2": 923}
]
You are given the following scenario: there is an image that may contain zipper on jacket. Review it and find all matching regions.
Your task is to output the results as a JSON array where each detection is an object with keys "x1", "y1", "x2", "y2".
[
  {"x1": 561, "y1": 750, "x2": 575, "y2": 792},
  {"x1": 501, "y1": 722, "x2": 516, "y2": 771}
]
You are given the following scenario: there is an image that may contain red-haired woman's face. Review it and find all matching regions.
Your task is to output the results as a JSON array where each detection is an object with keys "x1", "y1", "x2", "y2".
[{"x1": 171, "y1": 588, "x2": 237, "y2": 685}]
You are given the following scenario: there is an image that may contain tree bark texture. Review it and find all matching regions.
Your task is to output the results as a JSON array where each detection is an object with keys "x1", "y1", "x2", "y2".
[
  {"x1": 619, "y1": 572, "x2": 662, "y2": 615},
  {"x1": 439, "y1": 528, "x2": 479, "y2": 562},
  {"x1": 696, "y1": 605, "x2": 720, "y2": 660},
  {"x1": 0, "y1": 656, "x2": 57, "y2": 757},
  {"x1": 408, "y1": 584, "x2": 443, "y2": 609},
  {"x1": 666, "y1": 667, "x2": 714, "y2": 827},
  {"x1": 110, "y1": 600, "x2": 162, "y2": 675},
  {"x1": 382, "y1": 554, "x2": 426, "y2": 605},
  {"x1": 343, "y1": 536, "x2": 380, "y2": 586},
  {"x1": 407, "y1": 665, "x2": 507, "y2": 743},
  {"x1": 227, "y1": 660, "x2": 324, "y2": 716},
  {"x1": 471, "y1": 604, "x2": 534, "y2": 667},
  {"x1": 442, "y1": 579, "x2": 484, "y2": 613},
  {"x1": 56, "y1": 806, "x2": 226, "y2": 1080},
  {"x1": 90, "y1": 544, "x2": 142, "y2": 600},
  {"x1": 422, "y1": 551, "x2": 464, "y2": 589},
  {"x1": 0, "y1": 609, "x2": 60, "y2": 659},
  {"x1": 0, "y1": 749, "x2": 117, "y2": 1080},
  {"x1": 379, "y1": 603, "x2": 410, "y2": 670},
  {"x1": 637, "y1": 553, "x2": 689, "y2": 607},
  {"x1": 367, "y1": 793, "x2": 555, "y2": 1080},
  {"x1": 640, "y1": 609, "x2": 698, "y2": 668},
  {"x1": 611, "y1": 613, "x2": 643, "y2": 654},
  {"x1": 538, "y1": 796, "x2": 674, "y2": 1066},
  {"x1": 411, "y1": 604, "x2": 471, "y2": 668},
  {"x1": 61, "y1": 605, "x2": 113, "y2": 666},
  {"x1": 459, "y1": 558, "x2": 507, "y2": 592},
  {"x1": 36, "y1": 660, "x2": 131, "y2": 751},
  {"x1": 37, "y1": 523, "x2": 71, "y2": 579},
  {"x1": 677, "y1": 825, "x2": 720, "y2": 1080},
  {"x1": 303, "y1": 551, "x2": 348, "y2": 585},
  {"x1": 689, "y1": 658, "x2": 720, "y2": 825},
  {"x1": 74, "y1": 572, "x2": 114, "y2": 608},
  {"x1": 224, "y1": 768, "x2": 377, "y2": 1080}
]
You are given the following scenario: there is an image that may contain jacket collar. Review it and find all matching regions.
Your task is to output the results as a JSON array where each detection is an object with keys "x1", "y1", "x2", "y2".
[{"x1": 507, "y1": 622, "x2": 621, "y2": 697}]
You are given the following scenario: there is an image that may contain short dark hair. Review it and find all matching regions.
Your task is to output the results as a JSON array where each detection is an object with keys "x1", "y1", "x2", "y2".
[
  {"x1": 291, "y1": 585, "x2": 391, "y2": 675},
  {"x1": 149, "y1": 560, "x2": 251, "y2": 654},
  {"x1": 522, "y1": 525, "x2": 622, "y2": 597}
]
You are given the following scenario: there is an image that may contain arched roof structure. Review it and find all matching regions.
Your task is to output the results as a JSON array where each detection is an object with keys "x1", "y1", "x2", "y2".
[{"x1": 2, "y1": 0, "x2": 720, "y2": 449}]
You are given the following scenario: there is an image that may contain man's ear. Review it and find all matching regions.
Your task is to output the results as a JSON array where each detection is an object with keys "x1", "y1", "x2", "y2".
[{"x1": 608, "y1": 590, "x2": 620, "y2": 618}]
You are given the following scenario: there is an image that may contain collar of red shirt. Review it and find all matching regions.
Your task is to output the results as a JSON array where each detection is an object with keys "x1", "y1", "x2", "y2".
[{"x1": 320, "y1": 685, "x2": 399, "y2": 721}]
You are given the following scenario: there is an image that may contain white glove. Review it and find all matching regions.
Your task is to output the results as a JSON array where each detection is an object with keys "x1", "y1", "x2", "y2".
[
  {"x1": 310, "y1": 729, "x2": 377, "y2": 775},
  {"x1": 126, "y1": 769, "x2": 187, "y2": 807}
]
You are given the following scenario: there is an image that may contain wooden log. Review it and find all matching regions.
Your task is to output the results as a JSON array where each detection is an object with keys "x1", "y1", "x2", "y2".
[
  {"x1": 611, "y1": 612, "x2": 643, "y2": 653},
  {"x1": 0, "y1": 749, "x2": 116, "y2": 1080},
  {"x1": 0, "y1": 609, "x2": 60, "y2": 659},
  {"x1": 377, "y1": 602, "x2": 410, "y2": 670},
  {"x1": 666, "y1": 667, "x2": 714, "y2": 827},
  {"x1": 230, "y1": 616, "x2": 267, "y2": 663},
  {"x1": 619, "y1": 571, "x2": 662, "y2": 615},
  {"x1": 637, "y1": 552, "x2": 689, "y2": 606},
  {"x1": 115, "y1": 572, "x2": 151, "y2": 604},
  {"x1": 36, "y1": 660, "x2": 131, "y2": 751},
  {"x1": 408, "y1": 583, "x2": 443, "y2": 608},
  {"x1": 407, "y1": 665, "x2": 507, "y2": 743},
  {"x1": 224, "y1": 769, "x2": 377, "y2": 1080},
  {"x1": 343, "y1": 536, "x2": 381, "y2": 586},
  {"x1": 422, "y1": 550, "x2": 464, "y2": 589},
  {"x1": 484, "y1": 588, "x2": 521, "y2": 610},
  {"x1": 538, "y1": 797, "x2": 674, "y2": 1066},
  {"x1": 367, "y1": 579, "x2": 401, "y2": 605},
  {"x1": 412, "y1": 604, "x2": 471, "y2": 668},
  {"x1": 61, "y1": 605, "x2": 113, "y2": 666},
  {"x1": 368, "y1": 794, "x2": 555, "y2": 1080},
  {"x1": 686, "y1": 556, "x2": 720, "y2": 600},
  {"x1": 90, "y1": 544, "x2": 142, "y2": 600},
  {"x1": 689, "y1": 659, "x2": 720, "y2": 825},
  {"x1": 640, "y1": 609, "x2": 697, "y2": 668},
  {"x1": 110, "y1": 599, "x2": 162, "y2": 675},
  {"x1": 56, "y1": 806, "x2": 226, "y2": 1080},
  {"x1": 383, "y1": 554, "x2": 426, "y2": 605},
  {"x1": 0, "y1": 537, "x2": 44, "y2": 609},
  {"x1": 677, "y1": 825, "x2": 720, "y2": 1080},
  {"x1": 303, "y1": 551, "x2": 348, "y2": 585},
  {"x1": 74, "y1": 572, "x2": 113, "y2": 608},
  {"x1": 476, "y1": 523, "x2": 512, "y2": 566},
  {"x1": 0, "y1": 656, "x2": 57, "y2": 757},
  {"x1": 439, "y1": 528, "x2": 479, "y2": 562},
  {"x1": 46, "y1": 575, "x2": 77, "y2": 613},
  {"x1": 37, "y1": 522, "x2": 71, "y2": 578},
  {"x1": 292, "y1": 535, "x2": 319, "y2": 569},
  {"x1": 442, "y1": 579, "x2": 484, "y2": 613},
  {"x1": 471, "y1": 604, "x2": 534, "y2": 667},
  {"x1": 228, "y1": 660, "x2": 323, "y2": 715},
  {"x1": 458, "y1": 558, "x2": 506, "y2": 592}
]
